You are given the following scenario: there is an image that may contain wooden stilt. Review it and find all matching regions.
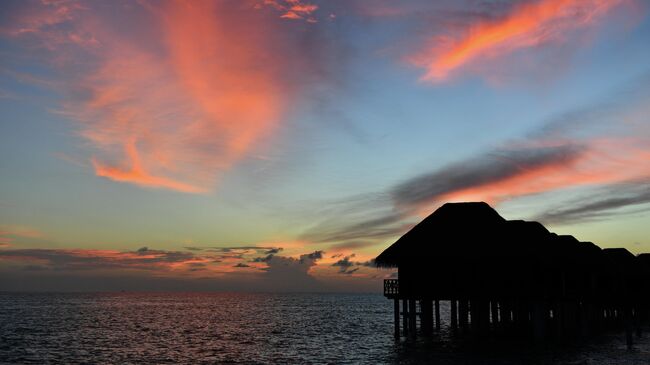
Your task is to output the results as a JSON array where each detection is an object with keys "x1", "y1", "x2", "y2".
[
  {"x1": 419, "y1": 299, "x2": 430, "y2": 336},
  {"x1": 402, "y1": 299, "x2": 409, "y2": 336},
  {"x1": 479, "y1": 300, "x2": 490, "y2": 335},
  {"x1": 532, "y1": 301, "x2": 547, "y2": 342},
  {"x1": 459, "y1": 300, "x2": 469, "y2": 332},
  {"x1": 491, "y1": 300, "x2": 499, "y2": 329},
  {"x1": 408, "y1": 299, "x2": 417, "y2": 338},
  {"x1": 450, "y1": 299, "x2": 458, "y2": 330},
  {"x1": 625, "y1": 304, "x2": 634, "y2": 350},
  {"x1": 634, "y1": 306, "x2": 642, "y2": 338},
  {"x1": 394, "y1": 298, "x2": 400, "y2": 339},
  {"x1": 499, "y1": 300, "x2": 510, "y2": 333},
  {"x1": 470, "y1": 299, "x2": 479, "y2": 334},
  {"x1": 580, "y1": 301, "x2": 590, "y2": 337},
  {"x1": 435, "y1": 300, "x2": 441, "y2": 331}
]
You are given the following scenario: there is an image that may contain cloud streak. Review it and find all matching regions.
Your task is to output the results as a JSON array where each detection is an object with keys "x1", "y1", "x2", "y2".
[
  {"x1": 0, "y1": 245, "x2": 348, "y2": 287},
  {"x1": 0, "y1": 225, "x2": 45, "y2": 247},
  {"x1": 410, "y1": 0, "x2": 627, "y2": 83},
  {"x1": 535, "y1": 183, "x2": 650, "y2": 224},
  {"x1": 3, "y1": 0, "x2": 335, "y2": 193},
  {"x1": 392, "y1": 143, "x2": 585, "y2": 208},
  {"x1": 301, "y1": 76, "x2": 650, "y2": 244},
  {"x1": 0, "y1": 247, "x2": 200, "y2": 272}
]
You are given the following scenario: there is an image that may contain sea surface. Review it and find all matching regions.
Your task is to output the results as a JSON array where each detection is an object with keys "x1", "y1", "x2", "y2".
[{"x1": 1, "y1": 292, "x2": 649, "y2": 364}]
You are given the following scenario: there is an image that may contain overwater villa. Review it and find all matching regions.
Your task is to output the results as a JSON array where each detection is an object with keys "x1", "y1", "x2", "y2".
[{"x1": 376, "y1": 202, "x2": 649, "y2": 348}]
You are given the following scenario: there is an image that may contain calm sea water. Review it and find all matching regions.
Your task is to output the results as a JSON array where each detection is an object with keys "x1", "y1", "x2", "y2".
[{"x1": 1, "y1": 293, "x2": 649, "y2": 364}]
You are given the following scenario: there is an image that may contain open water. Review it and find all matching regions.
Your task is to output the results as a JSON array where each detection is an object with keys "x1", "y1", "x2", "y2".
[{"x1": 1, "y1": 292, "x2": 649, "y2": 364}]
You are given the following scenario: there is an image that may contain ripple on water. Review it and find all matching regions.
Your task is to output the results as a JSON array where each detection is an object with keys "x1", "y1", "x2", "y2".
[{"x1": 1, "y1": 292, "x2": 649, "y2": 364}]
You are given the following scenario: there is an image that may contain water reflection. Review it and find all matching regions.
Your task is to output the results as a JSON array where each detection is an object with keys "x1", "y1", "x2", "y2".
[{"x1": 0, "y1": 293, "x2": 647, "y2": 364}]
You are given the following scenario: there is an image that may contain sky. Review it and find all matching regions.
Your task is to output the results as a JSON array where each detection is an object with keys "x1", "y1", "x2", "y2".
[{"x1": 1, "y1": 0, "x2": 649, "y2": 292}]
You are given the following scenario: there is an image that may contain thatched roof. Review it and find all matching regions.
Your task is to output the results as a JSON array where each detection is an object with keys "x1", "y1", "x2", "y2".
[
  {"x1": 374, "y1": 201, "x2": 604, "y2": 268},
  {"x1": 375, "y1": 202, "x2": 506, "y2": 267},
  {"x1": 601, "y1": 247, "x2": 635, "y2": 267}
]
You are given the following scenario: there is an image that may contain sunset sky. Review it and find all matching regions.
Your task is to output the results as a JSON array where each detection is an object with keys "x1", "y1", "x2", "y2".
[{"x1": 1, "y1": 0, "x2": 649, "y2": 292}]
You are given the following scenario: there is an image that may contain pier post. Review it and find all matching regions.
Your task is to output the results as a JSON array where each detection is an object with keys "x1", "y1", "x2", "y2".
[
  {"x1": 499, "y1": 300, "x2": 510, "y2": 332},
  {"x1": 625, "y1": 304, "x2": 634, "y2": 350},
  {"x1": 491, "y1": 300, "x2": 499, "y2": 329},
  {"x1": 479, "y1": 300, "x2": 490, "y2": 335},
  {"x1": 565, "y1": 301, "x2": 577, "y2": 337},
  {"x1": 532, "y1": 301, "x2": 547, "y2": 342},
  {"x1": 394, "y1": 298, "x2": 400, "y2": 338},
  {"x1": 470, "y1": 300, "x2": 479, "y2": 333},
  {"x1": 580, "y1": 301, "x2": 590, "y2": 337},
  {"x1": 435, "y1": 300, "x2": 441, "y2": 331},
  {"x1": 408, "y1": 299, "x2": 417, "y2": 338},
  {"x1": 402, "y1": 299, "x2": 409, "y2": 336},
  {"x1": 421, "y1": 299, "x2": 433, "y2": 336},
  {"x1": 634, "y1": 306, "x2": 642, "y2": 338},
  {"x1": 459, "y1": 300, "x2": 469, "y2": 332},
  {"x1": 450, "y1": 299, "x2": 458, "y2": 330}
]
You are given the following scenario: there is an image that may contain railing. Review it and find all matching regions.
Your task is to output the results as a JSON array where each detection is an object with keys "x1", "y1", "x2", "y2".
[{"x1": 384, "y1": 279, "x2": 399, "y2": 297}]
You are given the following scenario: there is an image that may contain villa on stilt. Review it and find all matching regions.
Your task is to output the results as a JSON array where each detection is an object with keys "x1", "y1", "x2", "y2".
[{"x1": 375, "y1": 202, "x2": 650, "y2": 348}]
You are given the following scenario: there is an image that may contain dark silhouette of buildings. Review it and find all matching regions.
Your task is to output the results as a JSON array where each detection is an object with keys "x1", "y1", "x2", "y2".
[{"x1": 376, "y1": 202, "x2": 649, "y2": 348}]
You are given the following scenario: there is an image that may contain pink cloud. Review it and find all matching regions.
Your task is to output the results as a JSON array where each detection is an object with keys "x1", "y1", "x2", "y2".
[
  {"x1": 259, "y1": 0, "x2": 319, "y2": 21},
  {"x1": 437, "y1": 139, "x2": 650, "y2": 206},
  {"x1": 0, "y1": 225, "x2": 45, "y2": 247},
  {"x1": 4, "y1": 1, "x2": 324, "y2": 193},
  {"x1": 409, "y1": 0, "x2": 629, "y2": 83}
]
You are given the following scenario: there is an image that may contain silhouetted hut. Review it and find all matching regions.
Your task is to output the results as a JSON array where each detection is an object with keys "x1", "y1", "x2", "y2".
[{"x1": 376, "y1": 202, "x2": 648, "y2": 347}]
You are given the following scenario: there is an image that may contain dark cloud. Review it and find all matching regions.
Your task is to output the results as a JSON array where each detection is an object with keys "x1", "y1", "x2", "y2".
[
  {"x1": 200, "y1": 247, "x2": 285, "y2": 264},
  {"x1": 188, "y1": 262, "x2": 207, "y2": 272},
  {"x1": 256, "y1": 250, "x2": 327, "y2": 291},
  {"x1": 0, "y1": 247, "x2": 196, "y2": 271},
  {"x1": 392, "y1": 144, "x2": 584, "y2": 207},
  {"x1": 185, "y1": 246, "x2": 283, "y2": 255},
  {"x1": 332, "y1": 254, "x2": 373, "y2": 274},
  {"x1": 328, "y1": 241, "x2": 381, "y2": 251},
  {"x1": 22, "y1": 265, "x2": 46, "y2": 271},
  {"x1": 206, "y1": 246, "x2": 275, "y2": 252},
  {"x1": 299, "y1": 146, "x2": 584, "y2": 247},
  {"x1": 297, "y1": 74, "x2": 650, "y2": 249},
  {"x1": 332, "y1": 256, "x2": 354, "y2": 271},
  {"x1": 535, "y1": 183, "x2": 650, "y2": 225},
  {"x1": 301, "y1": 250, "x2": 324, "y2": 262},
  {"x1": 208, "y1": 252, "x2": 245, "y2": 260},
  {"x1": 251, "y1": 254, "x2": 274, "y2": 263},
  {"x1": 301, "y1": 211, "x2": 410, "y2": 243},
  {"x1": 297, "y1": 142, "x2": 585, "y2": 253},
  {"x1": 301, "y1": 144, "x2": 584, "y2": 245},
  {"x1": 0, "y1": 248, "x2": 377, "y2": 292}
]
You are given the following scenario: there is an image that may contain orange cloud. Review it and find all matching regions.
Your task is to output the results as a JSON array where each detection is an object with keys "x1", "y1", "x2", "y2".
[
  {"x1": 87, "y1": 133, "x2": 207, "y2": 193},
  {"x1": 0, "y1": 245, "x2": 350, "y2": 280},
  {"x1": 0, "y1": 225, "x2": 45, "y2": 247},
  {"x1": 260, "y1": 0, "x2": 319, "y2": 21},
  {"x1": 0, "y1": 246, "x2": 264, "y2": 276},
  {"x1": 412, "y1": 0, "x2": 625, "y2": 83},
  {"x1": 6, "y1": 1, "x2": 314, "y2": 193},
  {"x1": 0, "y1": 1, "x2": 77, "y2": 36},
  {"x1": 432, "y1": 137, "x2": 650, "y2": 209}
]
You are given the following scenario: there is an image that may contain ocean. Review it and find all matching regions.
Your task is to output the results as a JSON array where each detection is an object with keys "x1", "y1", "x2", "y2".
[{"x1": 1, "y1": 293, "x2": 648, "y2": 364}]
